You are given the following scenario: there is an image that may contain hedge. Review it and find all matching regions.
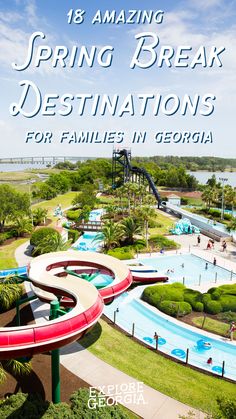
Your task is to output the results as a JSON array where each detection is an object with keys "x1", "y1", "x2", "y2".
[
  {"x1": 68, "y1": 229, "x2": 79, "y2": 243},
  {"x1": 66, "y1": 209, "x2": 82, "y2": 221},
  {"x1": 30, "y1": 227, "x2": 61, "y2": 256},
  {"x1": 204, "y1": 300, "x2": 222, "y2": 314},
  {"x1": 149, "y1": 235, "x2": 179, "y2": 250},
  {"x1": 0, "y1": 390, "x2": 128, "y2": 418},
  {"x1": 142, "y1": 282, "x2": 236, "y2": 318},
  {"x1": 107, "y1": 246, "x2": 135, "y2": 260},
  {"x1": 159, "y1": 300, "x2": 192, "y2": 317}
]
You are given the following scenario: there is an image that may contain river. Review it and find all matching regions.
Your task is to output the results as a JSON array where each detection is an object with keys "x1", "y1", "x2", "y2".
[
  {"x1": 0, "y1": 164, "x2": 235, "y2": 187},
  {"x1": 188, "y1": 171, "x2": 236, "y2": 187}
]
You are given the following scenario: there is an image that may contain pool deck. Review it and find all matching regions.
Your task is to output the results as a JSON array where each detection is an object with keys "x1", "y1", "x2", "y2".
[{"x1": 133, "y1": 232, "x2": 236, "y2": 293}]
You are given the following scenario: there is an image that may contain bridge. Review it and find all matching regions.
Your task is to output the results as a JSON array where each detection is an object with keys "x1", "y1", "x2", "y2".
[
  {"x1": 0, "y1": 156, "x2": 96, "y2": 165},
  {"x1": 74, "y1": 221, "x2": 103, "y2": 232}
]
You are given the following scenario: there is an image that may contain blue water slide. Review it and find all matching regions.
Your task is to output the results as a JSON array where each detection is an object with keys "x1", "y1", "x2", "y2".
[{"x1": 0, "y1": 266, "x2": 27, "y2": 278}]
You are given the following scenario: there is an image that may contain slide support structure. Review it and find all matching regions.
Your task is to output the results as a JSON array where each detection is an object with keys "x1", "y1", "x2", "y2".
[
  {"x1": 50, "y1": 300, "x2": 61, "y2": 404},
  {"x1": 16, "y1": 294, "x2": 38, "y2": 327}
]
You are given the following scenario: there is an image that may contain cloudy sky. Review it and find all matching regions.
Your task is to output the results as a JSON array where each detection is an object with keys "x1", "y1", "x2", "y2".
[{"x1": 0, "y1": 0, "x2": 235, "y2": 158}]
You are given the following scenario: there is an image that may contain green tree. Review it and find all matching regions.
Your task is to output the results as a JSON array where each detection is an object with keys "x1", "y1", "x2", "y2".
[
  {"x1": 72, "y1": 183, "x2": 97, "y2": 208},
  {"x1": 95, "y1": 220, "x2": 123, "y2": 251},
  {"x1": 47, "y1": 173, "x2": 71, "y2": 194},
  {"x1": 224, "y1": 186, "x2": 236, "y2": 212},
  {"x1": 135, "y1": 205, "x2": 156, "y2": 248},
  {"x1": 120, "y1": 216, "x2": 142, "y2": 245},
  {"x1": 14, "y1": 216, "x2": 33, "y2": 237},
  {"x1": 0, "y1": 185, "x2": 30, "y2": 232},
  {"x1": 32, "y1": 208, "x2": 48, "y2": 226},
  {"x1": 201, "y1": 187, "x2": 218, "y2": 210},
  {"x1": 226, "y1": 218, "x2": 236, "y2": 233},
  {"x1": 33, "y1": 233, "x2": 70, "y2": 255},
  {"x1": 34, "y1": 183, "x2": 57, "y2": 200},
  {"x1": 30, "y1": 227, "x2": 70, "y2": 255}
]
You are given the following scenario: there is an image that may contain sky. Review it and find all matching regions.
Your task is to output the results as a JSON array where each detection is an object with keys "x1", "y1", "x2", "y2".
[{"x1": 0, "y1": 0, "x2": 236, "y2": 158}]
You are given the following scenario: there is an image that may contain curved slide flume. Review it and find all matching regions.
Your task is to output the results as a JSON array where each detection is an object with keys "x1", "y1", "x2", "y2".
[{"x1": 0, "y1": 251, "x2": 132, "y2": 360}]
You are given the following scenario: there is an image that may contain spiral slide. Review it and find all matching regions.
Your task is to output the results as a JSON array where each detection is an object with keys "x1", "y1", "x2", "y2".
[{"x1": 0, "y1": 250, "x2": 132, "y2": 360}]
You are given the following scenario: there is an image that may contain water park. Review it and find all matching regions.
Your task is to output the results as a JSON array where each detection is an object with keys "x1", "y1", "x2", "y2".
[{"x1": 0, "y1": 150, "x2": 236, "y2": 418}]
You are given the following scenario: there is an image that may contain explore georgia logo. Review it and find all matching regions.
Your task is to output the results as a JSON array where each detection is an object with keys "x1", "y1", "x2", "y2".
[{"x1": 87, "y1": 381, "x2": 146, "y2": 409}]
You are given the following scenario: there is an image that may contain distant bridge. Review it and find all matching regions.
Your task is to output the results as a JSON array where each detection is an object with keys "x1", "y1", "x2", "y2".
[{"x1": 0, "y1": 156, "x2": 96, "y2": 165}]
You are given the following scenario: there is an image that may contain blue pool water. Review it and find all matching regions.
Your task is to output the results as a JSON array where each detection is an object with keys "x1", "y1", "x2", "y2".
[
  {"x1": 72, "y1": 232, "x2": 103, "y2": 252},
  {"x1": 138, "y1": 254, "x2": 235, "y2": 286},
  {"x1": 104, "y1": 292, "x2": 236, "y2": 380},
  {"x1": 89, "y1": 209, "x2": 104, "y2": 222}
]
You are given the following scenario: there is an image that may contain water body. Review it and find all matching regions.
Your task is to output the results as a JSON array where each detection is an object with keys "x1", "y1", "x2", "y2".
[
  {"x1": 189, "y1": 171, "x2": 236, "y2": 187},
  {"x1": 0, "y1": 163, "x2": 49, "y2": 172}
]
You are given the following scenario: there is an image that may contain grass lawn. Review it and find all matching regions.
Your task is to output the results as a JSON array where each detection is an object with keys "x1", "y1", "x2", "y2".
[
  {"x1": 192, "y1": 316, "x2": 236, "y2": 340},
  {"x1": 0, "y1": 238, "x2": 28, "y2": 269},
  {"x1": 184, "y1": 197, "x2": 203, "y2": 206},
  {"x1": 0, "y1": 172, "x2": 38, "y2": 182},
  {"x1": 79, "y1": 319, "x2": 236, "y2": 416},
  {"x1": 149, "y1": 210, "x2": 176, "y2": 235},
  {"x1": 97, "y1": 195, "x2": 116, "y2": 205},
  {"x1": 32, "y1": 191, "x2": 78, "y2": 216}
]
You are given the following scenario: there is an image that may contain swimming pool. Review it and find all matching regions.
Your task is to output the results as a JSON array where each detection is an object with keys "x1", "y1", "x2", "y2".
[
  {"x1": 104, "y1": 290, "x2": 236, "y2": 380},
  {"x1": 138, "y1": 254, "x2": 236, "y2": 286},
  {"x1": 89, "y1": 209, "x2": 105, "y2": 222},
  {"x1": 72, "y1": 231, "x2": 103, "y2": 252}
]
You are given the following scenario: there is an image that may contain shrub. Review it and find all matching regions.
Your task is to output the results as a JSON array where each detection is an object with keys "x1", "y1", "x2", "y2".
[
  {"x1": 30, "y1": 227, "x2": 59, "y2": 246},
  {"x1": 194, "y1": 302, "x2": 204, "y2": 312},
  {"x1": 68, "y1": 229, "x2": 79, "y2": 243},
  {"x1": 0, "y1": 389, "x2": 128, "y2": 418},
  {"x1": 0, "y1": 283, "x2": 23, "y2": 311},
  {"x1": 184, "y1": 289, "x2": 202, "y2": 308},
  {"x1": 159, "y1": 300, "x2": 179, "y2": 316},
  {"x1": 178, "y1": 301, "x2": 192, "y2": 316},
  {"x1": 217, "y1": 311, "x2": 236, "y2": 322},
  {"x1": 66, "y1": 209, "x2": 82, "y2": 221},
  {"x1": 107, "y1": 246, "x2": 134, "y2": 260},
  {"x1": 158, "y1": 301, "x2": 191, "y2": 317},
  {"x1": 220, "y1": 295, "x2": 236, "y2": 312},
  {"x1": 204, "y1": 300, "x2": 222, "y2": 314},
  {"x1": 149, "y1": 235, "x2": 179, "y2": 250},
  {"x1": 0, "y1": 233, "x2": 8, "y2": 245},
  {"x1": 202, "y1": 293, "x2": 212, "y2": 305},
  {"x1": 142, "y1": 283, "x2": 185, "y2": 309},
  {"x1": 30, "y1": 227, "x2": 61, "y2": 256},
  {"x1": 70, "y1": 388, "x2": 128, "y2": 418}
]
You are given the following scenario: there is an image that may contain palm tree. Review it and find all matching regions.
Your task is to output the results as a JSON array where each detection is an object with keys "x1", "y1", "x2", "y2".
[
  {"x1": 94, "y1": 220, "x2": 123, "y2": 251},
  {"x1": 0, "y1": 359, "x2": 31, "y2": 386},
  {"x1": 201, "y1": 186, "x2": 218, "y2": 210},
  {"x1": 120, "y1": 216, "x2": 142, "y2": 245},
  {"x1": 226, "y1": 217, "x2": 236, "y2": 233},
  {"x1": 33, "y1": 234, "x2": 71, "y2": 255},
  {"x1": 134, "y1": 206, "x2": 156, "y2": 249},
  {"x1": 32, "y1": 208, "x2": 48, "y2": 226},
  {"x1": 224, "y1": 186, "x2": 236, "y2": 212},
  {"x1": 0, "y1": 283, "x2": 23, "y2": 311},
  {"x1": 14, "y1": 216, "x2": 33, "y2": 237}
]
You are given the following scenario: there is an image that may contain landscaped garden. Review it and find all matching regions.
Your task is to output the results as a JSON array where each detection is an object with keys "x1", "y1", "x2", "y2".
[{"x1": 142, "y1": 283, "x2": 236, "y2": 339}]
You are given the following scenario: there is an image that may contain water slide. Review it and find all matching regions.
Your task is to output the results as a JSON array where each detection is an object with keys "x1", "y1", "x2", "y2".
[
  {"x1": 0, "y1": 250, "x2": 132, "y2": 360},
  {"x1": 126, "y1": 264, "x2": 168, "y2": 283},
  {"x1": 0, "y1": 266, "x2": 27, "y2": 278},
  {"x1": 115, "y1": 149, "x2": 162, "y2": 207}
]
